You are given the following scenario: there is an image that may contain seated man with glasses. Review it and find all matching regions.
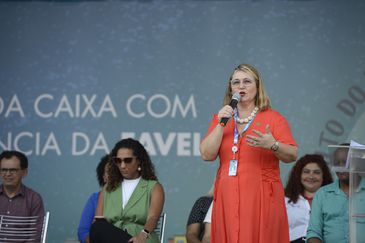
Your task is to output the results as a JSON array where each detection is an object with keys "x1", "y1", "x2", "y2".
[
  {"x1": 0, "y1": 150, "x2": 45, "y2": 242},
  {"x1": 306, "y1": 143, "x2": 364, "y2": 243}
]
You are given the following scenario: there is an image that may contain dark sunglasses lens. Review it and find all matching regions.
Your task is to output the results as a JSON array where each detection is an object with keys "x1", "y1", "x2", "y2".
[
  {"x1": 113, "y1": 157, "x2": 134, "y2": 164},
  {"x1": 123, "y1": 158, "x2": 133, "y2": 164},
  {"x1": 113, "y1": 157, "x2": 122, "y2": 164}
]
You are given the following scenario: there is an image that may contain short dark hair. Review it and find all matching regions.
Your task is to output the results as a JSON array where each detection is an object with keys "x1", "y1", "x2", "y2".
[
  {"x1": 0, "y1": 150, "x2": 28, "y2": 169},
  {"x1": 96, "y1": 154, "x2": 110, "y2": 187},
  {"x1": 334, "y1": 143, "x2": 350, "y2": 165}
]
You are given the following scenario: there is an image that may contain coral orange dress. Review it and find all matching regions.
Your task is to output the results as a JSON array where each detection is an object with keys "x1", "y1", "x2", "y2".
[{"x1": 204, "y1": 109, "x2": 296, "y2": 243}]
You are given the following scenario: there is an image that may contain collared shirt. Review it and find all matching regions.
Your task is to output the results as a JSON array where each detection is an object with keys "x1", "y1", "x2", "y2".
[
  {"x1": 285, "y1": 195, "x2": 311, "y2": 241},
  {"x1": 0, "y1": 184, "x2": 45, "y2": 242},
  {"x1": 306, "y1": 180, "x2": 349, "y2": 243}
]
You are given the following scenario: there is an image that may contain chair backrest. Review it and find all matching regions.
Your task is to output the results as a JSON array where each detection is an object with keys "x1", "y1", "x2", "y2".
[
  {"x1": 41, "y1": 211, "x2": 50, "y2": 243},
  {"x1": 0, "y1": 211, "x2": 50, "y2": 243},
  {"x1": 154, "y1": 212, "x2": 166, "y2": 243}
]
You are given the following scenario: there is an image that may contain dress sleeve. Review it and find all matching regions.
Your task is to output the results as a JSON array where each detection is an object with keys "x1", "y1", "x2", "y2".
[
  {"x1": 187, "y1": 197, "x2": 205, "y2": 225},
  {"x1": 271, "y1": 112, "x2": 297, "y2": 146},
  {"x1": 202, "y1": 114, "x2": 219, "y2": 140},
  {"x1": 78, "y1": 192, "x2": 99, "y2": 243},
  {"x1": 187, "y1": 197, "x2": 213, "y2": 225}
]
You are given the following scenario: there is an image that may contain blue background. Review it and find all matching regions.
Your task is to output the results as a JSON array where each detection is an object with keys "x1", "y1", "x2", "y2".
[{"x1": 1, "y1": 0, "x2": 365, "y2": 242}]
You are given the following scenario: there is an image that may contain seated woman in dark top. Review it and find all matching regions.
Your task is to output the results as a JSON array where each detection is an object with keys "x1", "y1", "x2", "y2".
[
  {"x1": 185, "y1": 183, "x2": 214, "y2": 243},
  {"x1": 90, "y1": 138, "x2": 165, "y2": 243}
]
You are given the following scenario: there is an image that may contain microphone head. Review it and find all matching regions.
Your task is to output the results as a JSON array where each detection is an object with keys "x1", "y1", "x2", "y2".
[{"x1": 232, "y1": 92, "x2": 241, "y2": 101}]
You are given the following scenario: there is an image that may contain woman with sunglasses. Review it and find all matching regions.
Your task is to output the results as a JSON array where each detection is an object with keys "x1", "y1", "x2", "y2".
[{"x1": 90, "y1": 138, "x2": 165, "y2": 243}]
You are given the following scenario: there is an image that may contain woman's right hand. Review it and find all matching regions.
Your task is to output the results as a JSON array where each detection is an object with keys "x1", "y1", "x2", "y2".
[
  {"x1": 128, "y1": 232, "x2": 148, "y2": 243},
  {"x1": 200, "y1": 106, "x2": 230, "y2": 161},
  {"x1": 217, "y1": 105, "x2": 234, "y2": 120}
]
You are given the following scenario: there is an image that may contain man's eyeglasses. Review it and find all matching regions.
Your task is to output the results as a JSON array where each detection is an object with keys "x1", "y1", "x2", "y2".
[
  {"x1": 334, "y1": 159, "x2": 347, "y2": 166},
  {"x1": 112, "y1": 157, "x2": 136, "y2": 165},
  {"x1": 0, "y1": 168, "x2": 22, "y2": 175}
]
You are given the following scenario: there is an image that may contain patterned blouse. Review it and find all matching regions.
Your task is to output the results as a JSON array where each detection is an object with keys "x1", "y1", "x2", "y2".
[{"x1": 187, "y1": 196, "x2": 213, "y2": 240}]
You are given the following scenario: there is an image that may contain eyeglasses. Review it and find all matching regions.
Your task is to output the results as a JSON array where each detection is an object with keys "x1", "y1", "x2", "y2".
[
  {"x1": 230, "y1": 79, "x2": 254, "y2": 87},
  {"x1": 0, "y1": 168, "x2": 22, "y2": 175},
  {"x1": 334, "y1": 159, "x2": 347, "y2": 166},
  {"x1": 112, "y1": 157, "x2": 136, "y2": 165}
]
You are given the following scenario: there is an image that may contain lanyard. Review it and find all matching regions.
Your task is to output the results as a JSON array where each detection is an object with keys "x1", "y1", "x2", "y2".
[
  {"x1": 233, "y1": 111, "x2": 255, "y2": 146},
  {"x1": 229, "y1": 111, "x2": 257, "y2": 176}
]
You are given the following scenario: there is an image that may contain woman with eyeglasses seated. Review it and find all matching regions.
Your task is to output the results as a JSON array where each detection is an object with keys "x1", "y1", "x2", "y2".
[
  {"x1": 284, "y1": 154, "x2": 333, "y2": 243},
  {"x1": 90, "y1": 138, "x2": 165, "y2": 243}
]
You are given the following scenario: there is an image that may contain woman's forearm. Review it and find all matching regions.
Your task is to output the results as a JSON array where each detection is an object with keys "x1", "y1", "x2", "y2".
[
  {"x1": 200, "y1": 125, "x2": 224, "y2": 161},
  {"x1": 144, "y1": 183, "x2": 165, "y2": 232},
  {"x1": 273, "y1": 143, "x2": 297, "y2": 163}
]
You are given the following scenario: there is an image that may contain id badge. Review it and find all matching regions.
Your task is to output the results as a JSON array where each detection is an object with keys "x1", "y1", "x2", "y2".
[{"x1": 229, "y1": 159, "x2": 238, "y2": 176}]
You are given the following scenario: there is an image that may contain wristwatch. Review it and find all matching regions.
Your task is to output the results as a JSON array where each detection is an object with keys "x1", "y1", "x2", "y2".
[
  {"x1": 271, "y1": 141, "x2": 279, "y2": 152},
  {"x1": 141, "y1": 229, "x2": 150, "y2": 238}
]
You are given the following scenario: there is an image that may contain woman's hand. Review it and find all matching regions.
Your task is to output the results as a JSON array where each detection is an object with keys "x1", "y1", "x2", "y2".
[
  {"x1": 246, "y1": 124, "x2": 276, "y2": 150},
  {"x1": 217, "y1": 105, "x2": 234, "y2": 121},
  {"x1": 246, "y1": 124, "x2": 297, "y2": 162},
  {"x1": 128, "y1": 232, "x2": 148, "y2": 243},
  {"x1": 200, "y1": 106, "x2": 230, "y2": 161}
]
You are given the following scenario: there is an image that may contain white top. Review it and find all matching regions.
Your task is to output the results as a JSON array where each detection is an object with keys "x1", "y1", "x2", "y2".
[
  {"x1": 203, "y1": 202, "x2": 213, "y2": 223},
  {"x1": 121, "y1": 177, "x2": 141, "y2": 209},
  {"x1": 285, "y1": 195, "x2": 311, "y2": 241}
]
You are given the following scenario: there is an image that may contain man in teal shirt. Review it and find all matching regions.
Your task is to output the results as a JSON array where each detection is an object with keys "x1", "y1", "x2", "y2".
[
  {"x1": 307, "y1": 145, "x2": 350, "y2": 243},
  {"x1": 351, "y1": 176, "x2": 365, "y2": 243},
  {"x1": 306, "y1": 178, "x2": 349, "y2": 243}
]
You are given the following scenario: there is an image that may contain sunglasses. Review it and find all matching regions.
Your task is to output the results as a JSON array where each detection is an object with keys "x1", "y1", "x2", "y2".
[{"x1": 112, "y1": 157, "x2": 136, "y2": 165}]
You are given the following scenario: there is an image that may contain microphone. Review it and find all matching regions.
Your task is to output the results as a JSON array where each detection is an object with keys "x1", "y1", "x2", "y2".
[{"x1": 220, "y1": 92, "x2": 241, "y2": 127}]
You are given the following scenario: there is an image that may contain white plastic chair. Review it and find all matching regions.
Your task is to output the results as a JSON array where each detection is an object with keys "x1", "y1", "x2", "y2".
[
  {"x1": 154, "y1": 212, "x2": 166, "y2": 243},
  {"x1": 0, "y1": 211, "x2": 50, "y2": 243}
]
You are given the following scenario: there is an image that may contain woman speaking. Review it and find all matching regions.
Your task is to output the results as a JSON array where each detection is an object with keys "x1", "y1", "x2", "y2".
[{"x1": 200, "y1": 64, "x2": 297, "y2": 243}]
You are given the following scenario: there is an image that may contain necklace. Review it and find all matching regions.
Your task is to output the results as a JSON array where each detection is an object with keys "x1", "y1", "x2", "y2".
[{"x1": 236, "y1": 106, "x2": 259, "y2": 124}]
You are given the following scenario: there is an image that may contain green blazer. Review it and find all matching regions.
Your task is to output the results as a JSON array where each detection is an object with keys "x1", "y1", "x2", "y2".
[{"x1": 103, "y1": 178, "x2": 159, "y2": 243}]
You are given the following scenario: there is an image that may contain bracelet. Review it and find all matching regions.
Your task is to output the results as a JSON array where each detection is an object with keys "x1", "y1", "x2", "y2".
[{"x1": 141, "y1": 229, "x2": 150, "y2": 238}]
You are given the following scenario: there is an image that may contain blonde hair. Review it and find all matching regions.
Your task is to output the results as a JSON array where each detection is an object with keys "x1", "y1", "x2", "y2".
[{"x1": 223, "y1": 64, "x2": 271, "y2": 110}]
